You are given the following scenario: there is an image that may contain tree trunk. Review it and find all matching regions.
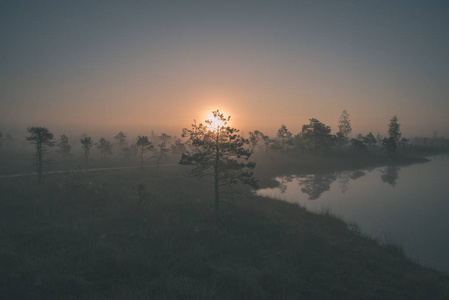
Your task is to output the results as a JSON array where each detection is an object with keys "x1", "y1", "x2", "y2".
[
  {"x1": 214, "y1": 132, "x2": 220, "y2": 223},
  {"x1": 214, "y1": 165, "x2": 219, "y2": 223},
  {"x1": 37, "y1": 143, "x2": 42, "y2": 183},
  {"x1": 140, "y1": 147, "x2": 144, "y2": 167}
]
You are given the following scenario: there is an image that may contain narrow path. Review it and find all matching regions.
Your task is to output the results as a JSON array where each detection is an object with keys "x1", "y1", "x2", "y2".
[{"x1": 0, "y1": 163, "x2": 180, "y2": 179}]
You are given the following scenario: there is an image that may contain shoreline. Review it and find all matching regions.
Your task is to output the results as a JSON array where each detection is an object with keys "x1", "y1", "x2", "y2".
[{"x1": 253, "y1": 151, "x2": 432, "y2": 189}]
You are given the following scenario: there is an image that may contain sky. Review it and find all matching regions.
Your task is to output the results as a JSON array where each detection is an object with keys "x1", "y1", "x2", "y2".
[{"x1": 1, "y1": 0, "x2": 448, "y2": 139}]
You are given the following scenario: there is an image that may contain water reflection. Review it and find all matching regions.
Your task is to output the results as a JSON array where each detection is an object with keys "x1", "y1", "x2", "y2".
[
  {"x1": 337, "y1": 171, "x2": 350, "y2": 194},
  {"x1": 299, "y1": 172, "x2": 337, "y2": 200},
  {"x1": 380, "y1": 165, "x2": 400, "y2": 186},
  {"x1": 279, "y1": 175, "x2": 295, "y2": 194},
  {"x1": 272, "y1": 167, "x2": 402, "y2": 200},
  {"x1": 337, "y1": 170, "x2": 366, "y2": 194},
  {"x1": 257, "y1": 156, "x2": 449, "y2": 274},
  {"x1": 271, "y1": 169, "x2": 370, "y2": 200},
  {"x1": 295, "y1": 170, "x2": 368, "y2": 200}
]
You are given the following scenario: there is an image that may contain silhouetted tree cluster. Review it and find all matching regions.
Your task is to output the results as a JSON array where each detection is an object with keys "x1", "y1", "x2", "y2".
[
  {"x1": 350, "y1": 138, "x2": 367, "y2": 152},
  {"x1": 249, "y1": 115, "x2": 341, "y2": 153},
  {"x1": 20, "y1": 110, "x2": 438, "y2": 190},
  {"x1": 246, "y1": 112, "x2": 418, "y2": 156},
  {"x1": 74, "y1": 131, "x2": 181, "y2": 167},
  {"x1": 277, "y1": 125, "x2": 293, "y2": 151},
  {"x1": 363, "y1": 132, "x2": 377, "y2": 148},
  {"x1": 300, "y1": 118, "x2": 335, "y2": 150}
]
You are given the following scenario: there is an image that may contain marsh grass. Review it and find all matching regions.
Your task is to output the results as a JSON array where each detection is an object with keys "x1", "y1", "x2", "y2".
[{"x1": 1, "y1": 166, "x2": 448, "y2": 299}]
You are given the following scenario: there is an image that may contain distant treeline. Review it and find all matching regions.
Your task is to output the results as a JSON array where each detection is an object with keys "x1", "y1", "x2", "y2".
[
  {"x1": 0, "y1": 111, "x2": 447, "y2": 160},
  {"x1": 247, "y1": 112, "x2": 448, "y2": 154}
]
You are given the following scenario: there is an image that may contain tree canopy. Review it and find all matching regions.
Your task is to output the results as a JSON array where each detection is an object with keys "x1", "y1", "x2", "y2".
[
  {"x1": 277, "y1": 125, "x2": 293, "y2": 151},
  {"x1": 338, "y1": 110, "x2": 352, "y2": 145},
  {"x1": 383, "y1": 115, "x2": 401, "y2": 154},
  {"x1": 388, "y1": 115, "x2": 401, "y2": 142},
  {"x1": 301, "y1": 118, "x2": 335, "y2": 150}
]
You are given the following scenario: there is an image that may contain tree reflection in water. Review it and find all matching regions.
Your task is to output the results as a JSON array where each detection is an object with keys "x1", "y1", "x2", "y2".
[
  {"x1": 380, "y1": 165, "x2": 400, "y2": 186},
  {"x1": 337, "y1": 171, "x2": 351, "y2": 194},
  {"x1": 279, "y1": 175, "x2": 295, "y2": 194},
  {"x1": 299, "y1": 172, "x2": 338, "y2": 200},
  {"x1": 274, "y1": 169, "x2": 370, "y2": 200},
  {"x1": 337, "y1": 170, "x2": 366, "y2": 194}
]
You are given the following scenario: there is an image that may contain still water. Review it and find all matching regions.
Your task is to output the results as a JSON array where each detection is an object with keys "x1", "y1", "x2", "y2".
[{"x1": 257, "y1": 154, "x2": 449, "y2": 274}]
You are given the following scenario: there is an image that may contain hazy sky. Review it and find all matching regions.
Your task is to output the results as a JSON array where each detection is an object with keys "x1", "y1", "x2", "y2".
[{"x1": 1, "y1": 0, "x2": 448, "y2": 138}]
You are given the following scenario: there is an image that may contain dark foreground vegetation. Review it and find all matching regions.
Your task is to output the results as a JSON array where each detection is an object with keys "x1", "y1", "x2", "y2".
[{"x1": 1, "y1": 166, "x2": 448, "y2": 299}]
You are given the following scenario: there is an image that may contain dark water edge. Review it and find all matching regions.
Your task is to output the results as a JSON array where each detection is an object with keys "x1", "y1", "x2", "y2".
[
  {"x1": 257, "y1": 153, "x2": 449, "y2": 275},
  {"x1": 255, "y1": 151, "x2": 431, "y2": 190}
]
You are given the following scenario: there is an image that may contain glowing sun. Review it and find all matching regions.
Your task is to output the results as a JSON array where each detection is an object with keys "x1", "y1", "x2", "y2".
[{"x1": 205, "y1": 110, "x2": 229, "y2": 131}]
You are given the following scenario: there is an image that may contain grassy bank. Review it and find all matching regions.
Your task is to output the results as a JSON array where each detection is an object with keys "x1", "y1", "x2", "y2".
[{"x1": 1, "y1": 166, "x2": 448, "y2": 299}]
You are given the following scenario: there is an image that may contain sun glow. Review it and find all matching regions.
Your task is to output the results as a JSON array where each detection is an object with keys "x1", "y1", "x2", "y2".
[{"x1": 205, "y1": 111, "x2": 228, "y2": 131}]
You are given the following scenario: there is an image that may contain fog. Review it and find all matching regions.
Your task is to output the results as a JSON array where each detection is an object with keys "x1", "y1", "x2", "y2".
[{"x1": 2, "y1": 1, "x2": 449, "y2": 298}]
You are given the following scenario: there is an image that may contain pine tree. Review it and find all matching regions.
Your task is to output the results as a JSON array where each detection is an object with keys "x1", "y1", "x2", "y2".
[
  {"x1": 26, "y1": 126, "x2": 54, "y2": 183},
  {"x1": 180, "y1": 110, "x2": 257, "y2": 222}
]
